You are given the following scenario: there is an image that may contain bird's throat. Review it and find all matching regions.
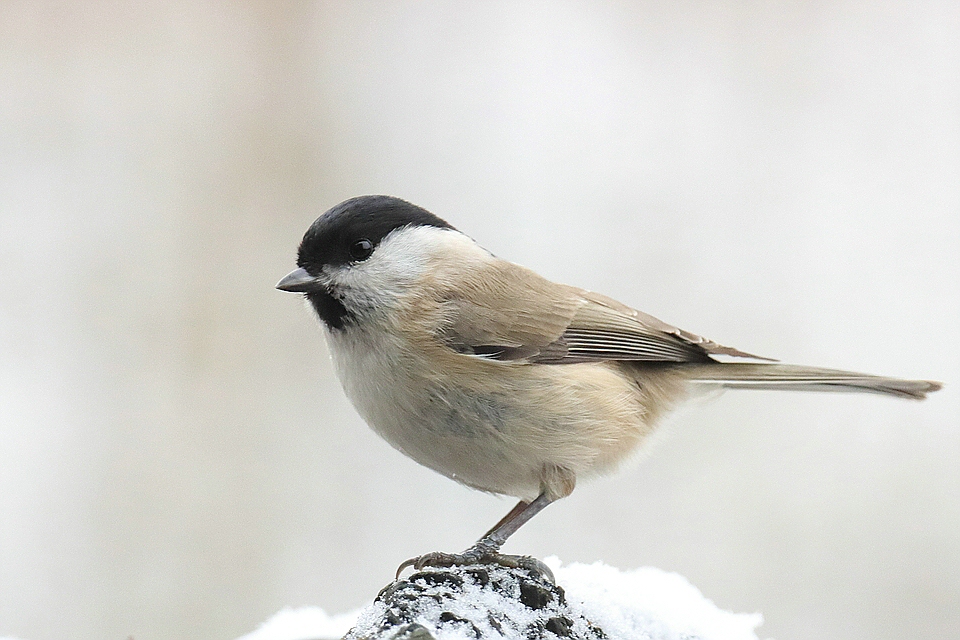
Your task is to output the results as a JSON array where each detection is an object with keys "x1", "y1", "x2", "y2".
[{"x1": 306, "y1": 289, "x2": 352, "y2": 330}]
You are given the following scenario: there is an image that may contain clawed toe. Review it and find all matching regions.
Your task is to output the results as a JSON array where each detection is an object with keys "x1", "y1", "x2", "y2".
[
  {"x1": 396, "y1": 549, "x2": 554, "y2": 583},
  {"x1": 395, "y1": 551, "x2": 465, "y2": 578}
]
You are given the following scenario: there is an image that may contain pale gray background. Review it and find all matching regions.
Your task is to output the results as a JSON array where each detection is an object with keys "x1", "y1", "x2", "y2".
[{"x1": 1, "y1": 2, "x2": 957, "y2": 640}]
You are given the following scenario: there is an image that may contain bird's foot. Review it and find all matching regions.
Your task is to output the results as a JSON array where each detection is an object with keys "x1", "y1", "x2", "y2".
[{"x1": 396, "y1": 542, "x2": 554, "y2": 583}]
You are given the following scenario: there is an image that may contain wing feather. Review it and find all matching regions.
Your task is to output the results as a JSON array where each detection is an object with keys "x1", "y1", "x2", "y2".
[{"x1": 435, "y1": 259, "x2": 771, "y2": 364}]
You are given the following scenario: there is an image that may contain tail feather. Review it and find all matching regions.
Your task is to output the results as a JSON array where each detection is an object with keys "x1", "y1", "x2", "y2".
[{"x1": 687, "y1": 363, "x2": 942, "y2": 400}]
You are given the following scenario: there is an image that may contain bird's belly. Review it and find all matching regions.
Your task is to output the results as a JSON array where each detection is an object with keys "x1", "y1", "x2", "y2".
[{"x1": 326, "y1": 329, "x2": 668, "y2": 500}]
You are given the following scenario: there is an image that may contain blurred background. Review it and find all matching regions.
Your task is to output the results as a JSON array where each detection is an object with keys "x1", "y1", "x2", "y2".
[{"x1": 1, "y1": 2, "x2": 957, "y2": 639}]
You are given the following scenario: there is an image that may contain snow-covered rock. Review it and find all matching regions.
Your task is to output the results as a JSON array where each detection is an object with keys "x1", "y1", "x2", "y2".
[{"x1": 238, "y1": 557, "x2": 762, "y2": 640}]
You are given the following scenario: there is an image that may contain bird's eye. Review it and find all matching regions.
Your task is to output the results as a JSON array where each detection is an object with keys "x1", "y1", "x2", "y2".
[{"x1": 349, "y1": 238, "x2": 374, "y2": 261}]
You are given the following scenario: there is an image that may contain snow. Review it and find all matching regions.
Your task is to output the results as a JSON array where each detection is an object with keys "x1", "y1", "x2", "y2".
[
  {"x1": 236, "y1": 557, "x2": 763, "y2": 640},
  {"x1": 546, "y1": 558, "x2": 762, "y2": 640},
  {"x1": 236, "y1": 607, "x2": 362, "y2": 640}
]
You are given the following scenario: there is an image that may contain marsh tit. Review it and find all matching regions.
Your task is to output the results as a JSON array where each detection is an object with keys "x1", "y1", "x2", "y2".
[{"x1": 277, "y1": 195, "x2": 941, "y2": 577}]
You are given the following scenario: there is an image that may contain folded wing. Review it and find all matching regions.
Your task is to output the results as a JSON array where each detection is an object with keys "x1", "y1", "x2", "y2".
[{"x1": 436, "y1": 261, "x2": 770, "y2": 365}]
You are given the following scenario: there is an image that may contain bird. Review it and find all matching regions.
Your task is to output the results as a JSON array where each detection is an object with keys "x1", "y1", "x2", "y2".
[{"x1": 276, "y1": 195, "x2": 941, "y2": 579}]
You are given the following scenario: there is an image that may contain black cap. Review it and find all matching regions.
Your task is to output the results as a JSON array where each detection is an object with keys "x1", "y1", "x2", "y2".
[{"x1": 297, "y1": 195, "x2": 455, "y2": 274}]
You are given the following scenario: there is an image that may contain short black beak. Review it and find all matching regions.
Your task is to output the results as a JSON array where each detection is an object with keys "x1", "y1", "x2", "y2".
[{"x1": 276, "y1": 267, "x2": 321, "y2": 293}]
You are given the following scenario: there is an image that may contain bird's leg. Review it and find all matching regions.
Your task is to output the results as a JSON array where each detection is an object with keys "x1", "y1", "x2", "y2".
[
  {"x1": 478, "y1": 498, "x2": 531, "y2": 539},
  {"x1": 474, "y1": 492, "x2": 553, "y2": 551},
  {"x1": 397, "y1": 493, "x2": 556, "y2": 581}
]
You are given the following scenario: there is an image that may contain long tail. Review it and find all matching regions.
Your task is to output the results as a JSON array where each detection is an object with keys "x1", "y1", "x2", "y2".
[{"x1": 686, "y1": 363, "x2": 942, "y2": 400}]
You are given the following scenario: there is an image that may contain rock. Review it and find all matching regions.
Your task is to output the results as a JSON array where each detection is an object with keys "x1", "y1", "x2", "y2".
[{"x1": 343, "y1": 563, "x2": 606, "y2": 640}]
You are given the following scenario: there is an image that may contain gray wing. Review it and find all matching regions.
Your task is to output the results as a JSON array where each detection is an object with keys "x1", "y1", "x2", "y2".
[{"x1": 437, "y1": 262, "x2": 771, "y2": 365}]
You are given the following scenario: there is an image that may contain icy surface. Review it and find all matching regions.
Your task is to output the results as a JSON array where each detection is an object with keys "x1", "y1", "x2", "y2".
[{"x1": 236, "y1": 557, "x2": 762, "y2": 640}]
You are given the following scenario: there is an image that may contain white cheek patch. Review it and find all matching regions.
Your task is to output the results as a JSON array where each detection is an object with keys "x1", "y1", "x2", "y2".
[{"x1": 325, "y1": 225, "x2": 475, "y2": 315}]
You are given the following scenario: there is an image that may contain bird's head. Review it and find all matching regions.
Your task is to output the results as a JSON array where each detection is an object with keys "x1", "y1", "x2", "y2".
[{"x1": 277, "y1": 195, "x2": 457, "y2": 330}]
